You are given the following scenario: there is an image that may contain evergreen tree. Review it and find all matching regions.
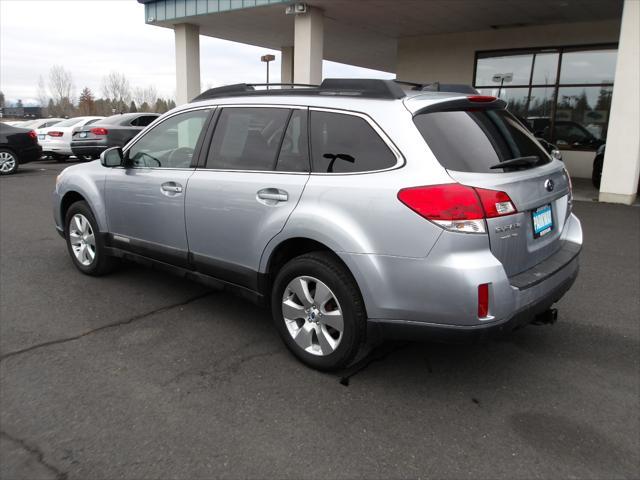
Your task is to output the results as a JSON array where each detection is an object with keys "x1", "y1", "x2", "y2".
[
  {"x1": 140, "y1": 101, "x2": 150, "y2": 113},
  {"x1": 129, "y1": 101, "x2": 137, "y2": 113},
  {"x1": 78, "y1": 87, "x2": 96, "y2": 115}
]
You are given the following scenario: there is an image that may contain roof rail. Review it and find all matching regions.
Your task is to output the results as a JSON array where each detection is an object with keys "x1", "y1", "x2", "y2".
[
  {"x1": 190, "y1": 78, "x2": 407, "y2": 102},
  {"x1": 394, "y1": 80, "x2": 479, "y2": 95}
]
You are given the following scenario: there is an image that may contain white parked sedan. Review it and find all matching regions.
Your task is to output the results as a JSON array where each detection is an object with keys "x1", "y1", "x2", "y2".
[{"x1": 38, "y1": 116, "x2": 104, "y2": 161}]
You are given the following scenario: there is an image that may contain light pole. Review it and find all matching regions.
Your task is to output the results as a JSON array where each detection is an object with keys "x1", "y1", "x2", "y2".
[
  {"x1": 491, "y1": 72, "x2": 513, "y2": 97},
  {"x1": 261, "y1": 54, "x2": 275, "y2": 88}
]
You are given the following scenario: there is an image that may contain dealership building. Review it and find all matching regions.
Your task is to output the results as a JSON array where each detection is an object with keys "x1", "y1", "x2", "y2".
[{"x1": 138, "y1": 0, "x2": 639, "y2": 204}]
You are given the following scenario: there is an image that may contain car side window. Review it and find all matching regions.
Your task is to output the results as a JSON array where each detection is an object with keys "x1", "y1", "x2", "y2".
[
  {"x1": 127, "y1": 109, "x2": 210, "y2": 169},
  {"x1": 84, "y1": 119, "x2": 100, "y2": 126},
  {"x1": 206, "y1": 107, "x2": 290, "y2": 171},
  {"x1": 131, "y1": 115, "x2": 157, "y2": 127},
  {"x1": 310, "y1": 111, "x2": 396, "y2": 173},
  {"x1": 276, "y1": 109, "x2": 309, "y2": 172}
]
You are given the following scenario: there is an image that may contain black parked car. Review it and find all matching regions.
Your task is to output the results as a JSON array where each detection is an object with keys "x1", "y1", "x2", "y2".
[
  {"x1": 0, "y1": 123, "x2": 43, "y2": 175},
  {"x1": 70, "y1": 113, "x2": 159, "y2": 160}
]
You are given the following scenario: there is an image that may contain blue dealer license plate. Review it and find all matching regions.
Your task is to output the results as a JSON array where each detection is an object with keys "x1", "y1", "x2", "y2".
[{"x1": 532, "y1": 204, "x2": 553, "y2": 238}]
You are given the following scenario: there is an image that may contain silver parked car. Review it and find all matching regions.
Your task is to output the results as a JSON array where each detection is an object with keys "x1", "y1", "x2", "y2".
[{"x1": 53, "y1": 79, "x2": 582, "y2": 370}]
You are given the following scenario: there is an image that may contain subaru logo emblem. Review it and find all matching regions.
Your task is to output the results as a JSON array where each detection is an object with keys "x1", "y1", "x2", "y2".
[{"x1": 544, "y1": 179, "x2": 554, "y2": 192}]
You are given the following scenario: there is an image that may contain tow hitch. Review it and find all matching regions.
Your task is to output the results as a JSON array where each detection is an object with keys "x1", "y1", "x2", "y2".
[{"x1": 532, "y1": 308, "x2": 558, "y2": 325}]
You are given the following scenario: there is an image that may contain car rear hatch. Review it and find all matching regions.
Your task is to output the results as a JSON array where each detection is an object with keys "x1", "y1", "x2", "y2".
[{"x1": 412, "y1": 96, "x2": 572, "y2": 277}]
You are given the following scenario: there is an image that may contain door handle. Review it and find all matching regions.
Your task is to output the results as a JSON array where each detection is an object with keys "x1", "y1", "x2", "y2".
[
  {"x1": 257, "y1": 188, "x2": 288, "y2": 203},
  {"x1": 161, "y1": 182, "x2": 183, "y2": 194}
]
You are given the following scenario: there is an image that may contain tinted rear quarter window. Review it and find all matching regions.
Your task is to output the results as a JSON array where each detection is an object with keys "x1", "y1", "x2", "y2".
[
  {"x1": 310, "y1": 111, "x2": 396, "y2": 173},
  {"x1": 413, "y1": 109, "x2": 550, "y2": 173}
]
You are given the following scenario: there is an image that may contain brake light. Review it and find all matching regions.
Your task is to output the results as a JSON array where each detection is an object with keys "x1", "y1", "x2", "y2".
[
  {"x1": 91, "y1": 128, "x2": 108, "y2": 136},
  {"x1": 478, "y1": 283, "x2": 490, "y2": 318},
  {"x1": 28, "y1": 130, "x2": 37, "y2": 140},
  {"x1": 467, "y1": 95, "x2": 496, "y2": 103},
  {"x1": 47, "y1": 131, "x2": 63, "y2": 137},
  {"x1": 474, "y1": 188, "x2": 517, "y2": 217},
  {"x1": 397, "y1": 184, "x2": 517, "y2": 233}
]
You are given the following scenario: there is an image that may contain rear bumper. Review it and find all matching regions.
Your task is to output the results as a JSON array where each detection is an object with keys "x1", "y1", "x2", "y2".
[
  {"x1": 40, "y1": 139, "x2": 72, "y2": 156},
  {"x1": 71, "y1": 144, "x2": 109, "y2": 158},
  {"x1": 340, "y1": 213, "x2": 582, "y2": 340},
  {"x1": 18, "y1": 144, "x2": 43, "y2": 164},
  {"x1": 368, "y1": 257, "x2": 578, "y2": 342}
]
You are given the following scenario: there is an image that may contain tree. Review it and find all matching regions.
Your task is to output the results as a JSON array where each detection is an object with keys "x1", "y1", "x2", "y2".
[
  {"x1": 48, "y1": 65, "x2": 74, "y2": 105},
  {"x1": 129, "y1": 101, "x2": 137, "y2": 113},
  {"x1": 140, "y1": 101, "x2": 150, "y2": 113},
  {"x1": 78, "y1": 87, "x2": 96, "y2": 115},
  {"x1": 102, "y1": 72, "x2": 131, "y2": 105},
  {"x1": 0, "y1": 91, "x2": 4, "y2": 108},
  {"x1": 154, "y1": 98, "x2": 168, "y2": 113},
  {"x1": 47, "y1": 99, "x2": 56, "y2": 116},
  {"x1": 17, "y1": 99, "x2": 23, "y2": 108},
  {"x1": 133, "y1": 85, "x2": 158, "y2": 112},
  {"x1": 37, "y1": 75, "x2": 49, "y2": 114},
  {"x1": 167, "y1": 99, "x2": 176, "y2": 110}
]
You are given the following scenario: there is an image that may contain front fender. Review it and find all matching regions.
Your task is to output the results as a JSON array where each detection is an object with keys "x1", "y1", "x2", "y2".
[{"x1": 54, "y1": 162, "x2": 108, "y2": 232}]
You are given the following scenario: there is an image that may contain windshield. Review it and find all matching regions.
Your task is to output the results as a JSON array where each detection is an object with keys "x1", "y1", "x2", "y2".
[{"x1": 414, "y1": 109, "x2": 551, "y2": 173}]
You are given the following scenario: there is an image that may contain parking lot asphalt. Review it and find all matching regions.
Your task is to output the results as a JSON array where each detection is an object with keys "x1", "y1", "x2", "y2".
[{"x1": 1, "y1": 159, "x2": 639, "y2": 480}]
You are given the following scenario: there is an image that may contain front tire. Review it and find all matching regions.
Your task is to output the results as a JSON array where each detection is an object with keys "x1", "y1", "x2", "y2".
[
  {"x1": 0, "y1": 149, "x2": 18, "y2": 175},
  {"x1": 65, "y1": 201, "x2": 115, "y2": 276},
  {"x1": 271, "y1": 252, "x2": 366, "y2": 371}
]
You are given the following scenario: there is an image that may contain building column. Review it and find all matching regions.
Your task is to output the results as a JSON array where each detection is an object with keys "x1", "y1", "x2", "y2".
[
  {"x1": 175, "y1": 23, "x2": 201, "y2": 105},
  {"x1": 293, "y1": 7, "x2": 323, "y2": 85},
  {"x1": 599, "y1": 0, "x2": 639, "y2": 204},
  {"x1": 281, "y1": 46, "x2": 294, "y2": 84}
]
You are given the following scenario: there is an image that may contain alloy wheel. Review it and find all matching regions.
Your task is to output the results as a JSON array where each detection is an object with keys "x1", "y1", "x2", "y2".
[
  {"x1": 0, "y1": 151, "x2": 16, "y2": 173},
  {"x1": 282, "y1": 276, "x2": 344, "y2": 356},
  {"x1": 69, "y1": 213, "x2": 96, "y2": 266}
]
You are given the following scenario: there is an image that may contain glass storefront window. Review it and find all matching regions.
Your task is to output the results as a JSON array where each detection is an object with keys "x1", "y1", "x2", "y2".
[
  {"x1": 474, "y1": 46, "x2": 616, "y2": 150},
  {"x1": 559, "y1": 49, "x2": 617, "y2": 84},
  {"x1": 475, "y1": 54, "x2": 533, "y2": 86},
  {"x1": 531, "y1": 53, "x2": 559, "y2": 85}
]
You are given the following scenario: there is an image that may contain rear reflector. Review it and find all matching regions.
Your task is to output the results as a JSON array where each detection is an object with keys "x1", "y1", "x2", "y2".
[
  {"x1": 27, "y1": 130, "x2": 37, "y2": 140},
  {"x1": 47, "y1": 131, "x2": 63, "y2": 137},
  {"x1": 397, "y1": 184, "x2": 517, "y2": 233},
  {"x1": 90, "y1": 127, "x2": 108, "y2": 136},
  {"x1": 467, "y1": 95, "x2": 497, "y2": 103},
  {"x1": 478, "y1": 283, "x2": 490, "y2": 318}
]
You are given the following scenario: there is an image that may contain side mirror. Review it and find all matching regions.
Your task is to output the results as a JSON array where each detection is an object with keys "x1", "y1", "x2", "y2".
[{"x1": 100, "y1": 147, "x2": 123, "y2": 167}]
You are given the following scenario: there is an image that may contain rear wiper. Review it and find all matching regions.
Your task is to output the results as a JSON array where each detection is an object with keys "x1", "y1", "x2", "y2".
[{"x1": 490, "y1": 155, "x2": 539, "y2": 170}]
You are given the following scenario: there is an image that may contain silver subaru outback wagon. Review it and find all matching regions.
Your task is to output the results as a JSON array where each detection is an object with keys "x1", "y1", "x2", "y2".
[{"x1": 53, "y1": 79, "x2": 582, "y2": 370}]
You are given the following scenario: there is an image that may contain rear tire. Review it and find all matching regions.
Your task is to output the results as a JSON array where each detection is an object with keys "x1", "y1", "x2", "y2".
[
  {"x1": 65, "y1": 201, "x2": 115, "y2": 276},
  {"x1": 271, "y1": 252, "x2": 366, "y2": 371},
  {"x1": 76, "y1": 154, "x2": 94, "y2": 161},
  {"x1": 0, "y1": 149, "x2": 18, "y2": 175}
]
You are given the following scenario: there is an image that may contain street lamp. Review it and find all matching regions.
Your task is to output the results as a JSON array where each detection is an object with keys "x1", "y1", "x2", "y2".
[
  {"x1": 261, "y1": 54, "x2": 276, "y2": 88},
  {"x1": 491, "y1": 72, "x2": 513, "y2": 97}
]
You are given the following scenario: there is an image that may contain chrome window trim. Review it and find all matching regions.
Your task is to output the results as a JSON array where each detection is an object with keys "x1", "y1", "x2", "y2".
[{"x1": 308, "y1": 107, "x2": 405, "y2": 175}]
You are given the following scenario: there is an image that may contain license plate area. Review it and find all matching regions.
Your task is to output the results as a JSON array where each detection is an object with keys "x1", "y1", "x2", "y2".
[
  {"x1": 79, "y1": 132, "x2": 88, "y2": 138},
  {"x1": 38, "y1": 134, "x2": 45, "y2": 140},
  {"x1": 532, "y1": 204, "x2": 553, "y2": 238}
]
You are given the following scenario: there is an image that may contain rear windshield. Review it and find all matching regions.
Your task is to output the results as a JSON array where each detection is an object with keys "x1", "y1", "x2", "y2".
[{"x1": 413, "y1": 109, "x2": 550, "y2": 173}]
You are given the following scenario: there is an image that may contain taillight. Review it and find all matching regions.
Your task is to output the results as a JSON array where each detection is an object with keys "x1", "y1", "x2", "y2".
[
  {"x1": 28, "y1": 130, "x2": 37, "y2": 140},
  {"x1": 478, "y1": 283, "x2": 490, "y2": 318},
  {"x1": 474, "y1": 188, "x2": 517, "y2": 217},
  {"x1": 397, "y1": 184, "x2": 517, "y2": 234},
  {"x1": 91, "y1": 128, "x2": 108, "y2": 135},
  {"x1": 47, "y1": 131, "x2": 63, "y2": 137},
  {"x1": 467, "y1": 95, "x2": 497, "y2": 102}
]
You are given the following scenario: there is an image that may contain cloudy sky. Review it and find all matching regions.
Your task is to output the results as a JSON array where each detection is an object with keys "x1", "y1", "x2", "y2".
[{"x1": 0, "y1": 0, "x2": 393, "y2": 106}]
